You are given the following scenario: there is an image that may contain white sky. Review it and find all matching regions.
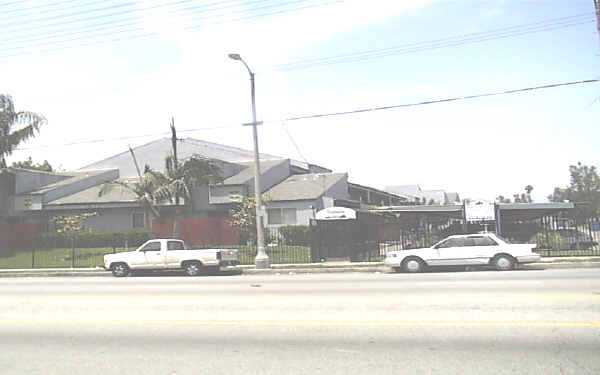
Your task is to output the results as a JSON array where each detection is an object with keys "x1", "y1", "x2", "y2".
[{"x1": 2, "y1": 0, "x2": 599, "y2": 202}]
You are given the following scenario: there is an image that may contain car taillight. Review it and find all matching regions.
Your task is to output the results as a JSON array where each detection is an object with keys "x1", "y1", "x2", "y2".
[{"x1": 216, "y1": 251, "x2": 222, "y2": 260}]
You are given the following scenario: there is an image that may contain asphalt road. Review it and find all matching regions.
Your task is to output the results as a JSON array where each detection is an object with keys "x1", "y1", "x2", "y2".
[{"x1": 1, "y1": 268, "x2": 599, "y2": 374}]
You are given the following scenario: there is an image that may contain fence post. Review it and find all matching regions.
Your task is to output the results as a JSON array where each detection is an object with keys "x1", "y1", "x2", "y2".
[
  {"x1": 31, "y1": 247, "x2": 35, "y2": 269},
  {"x1": 71, "y1": 237, "x2": 75, "y2": 268}
]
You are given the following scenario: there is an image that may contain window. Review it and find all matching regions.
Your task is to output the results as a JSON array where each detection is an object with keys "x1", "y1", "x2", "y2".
[
  {"x1": 267, "y1": 209, "x2": 282, "y2": 224},
  {"x1": 283, "y1": 208, "x2": 297, "y2": 224},
  {"x1": 471, "y1": 236, "x2": 498, "y2": 246},
  {"x1": 267, "y1": 208, "x2": 297, "y2": 225},
  {"x1": 462, "y1": 238, "x2": 476, "y2": 247},
  {"x1": 132, "y1": 213, "x2": 145, "y2": 229},
  {"x1": 140, "y1": 242, "x2": 161, "y2": 252},
  {"x1": 167, "y1": 241, "x2": 185, "y2": 251},
  {"x1": 437, "y1": 238, "x2": 465, "y2": 248}
]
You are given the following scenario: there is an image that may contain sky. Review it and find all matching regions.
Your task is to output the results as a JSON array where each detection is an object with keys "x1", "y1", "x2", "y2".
[{"x1": 2, "y1": 0, "x2": 599, "y2": 203}]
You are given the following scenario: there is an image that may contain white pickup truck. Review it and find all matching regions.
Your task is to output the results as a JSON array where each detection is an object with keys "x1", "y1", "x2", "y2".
[{"x1": 103, "y1": 239, "x2": 239, "y2": 277}]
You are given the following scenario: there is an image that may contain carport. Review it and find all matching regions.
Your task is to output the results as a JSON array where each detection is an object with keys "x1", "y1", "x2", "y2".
[{"x1": 369, "y1": 202, "x2": 600, "y2": 255}]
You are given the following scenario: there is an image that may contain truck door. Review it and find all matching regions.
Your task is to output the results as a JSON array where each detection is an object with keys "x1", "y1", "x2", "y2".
[
  {"x1": 165, "y1": 240, "x2": 185, "y2": 269},
  {"x1": 139, "y1": 241, "x2": 165, "y2": 269}
]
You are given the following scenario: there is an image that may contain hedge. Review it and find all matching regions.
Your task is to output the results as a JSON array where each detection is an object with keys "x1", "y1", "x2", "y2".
[{"x1": 38, "y1": 230, "x2": 153, "y2": 249}]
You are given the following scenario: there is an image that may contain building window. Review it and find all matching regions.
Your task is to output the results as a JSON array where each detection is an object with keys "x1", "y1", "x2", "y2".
[
  {"x1": 267, "y1": 208, "x2": 297, "y2": 225},
  {"x1": 132, "y1": 213, "x2": 145, "y2": 229},
  {"x1": 267, "y1": 209, "x2": 282, "y2": 225}
]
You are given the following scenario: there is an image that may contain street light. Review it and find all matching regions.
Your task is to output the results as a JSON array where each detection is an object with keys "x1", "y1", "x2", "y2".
[{"x1": 229, "y1": 53, "x2": 269, "y2": 269}]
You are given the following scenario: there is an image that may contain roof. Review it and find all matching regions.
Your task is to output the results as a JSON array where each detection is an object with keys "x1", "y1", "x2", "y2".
[
  {"x1": 47, "y1": 181, "x2": 138, "y2": 205},
  {"x1": 498, "y1": 202, "x2": 574, "y2": 210},
  {"x1": 22, "y1": 169, "x2": 115, "y2": 195},
  {"x1": 385, "y1": 185, "x2": 422, "y2": 197},
  {"x1": 348, "y1": 182, "x2": 410, "y2": 200},
  {"x1": 79, "y1": 137, "x2": 328, "y2": 178},
  {"x1": 420, "y1": 189, "x2": 446, "y2": 204},
  {"x1": 446, "y1": 192, "x2": 461, "y2": 203},
  {"x1": 223, "y1": 159, "x2": 288, "y2": 185},
  {"x1": 265, "y1": 173, "x2": 347, "y2": 201},
  {"x1": 373, "y1": 205, "x2": 464, "y2": 213}
]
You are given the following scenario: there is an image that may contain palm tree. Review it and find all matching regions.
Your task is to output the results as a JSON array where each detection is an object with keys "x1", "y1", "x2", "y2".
[
  {"x1": 153, "y1": 154, "x2": 223, "y2": 239},
  {"x1": 99, "y1": 165, "x2": 166, "y2": 231},
  {"x1": 0, "y1": 94, "x2": 46, "y2": 168}
]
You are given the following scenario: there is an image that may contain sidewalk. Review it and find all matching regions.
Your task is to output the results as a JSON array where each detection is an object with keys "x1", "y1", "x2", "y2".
[{"x1": 1, "y1": 257, "x2": 599, "y2": 277}]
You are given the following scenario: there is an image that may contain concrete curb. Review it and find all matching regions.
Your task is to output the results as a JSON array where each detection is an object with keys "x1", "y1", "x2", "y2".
[{"x1": 1, "y1": 262, "x2": 599, "y2": 277}]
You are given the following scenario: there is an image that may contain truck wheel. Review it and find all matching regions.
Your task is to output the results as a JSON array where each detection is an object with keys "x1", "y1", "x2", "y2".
[
  {"x1": 184, "y1": 261, "x2": 202, "y2": 276},
  {"x1": 111, "y1": 263, "x2": 130, "y2": 277}
]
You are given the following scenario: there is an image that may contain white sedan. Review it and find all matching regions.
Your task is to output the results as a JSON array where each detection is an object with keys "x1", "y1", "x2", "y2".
[{"x1": 384, "y1": 233, "x2": 540, "y2": 273}]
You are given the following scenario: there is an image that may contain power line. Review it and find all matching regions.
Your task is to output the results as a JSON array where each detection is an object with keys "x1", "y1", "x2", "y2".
[
  {"x1": 279, "y1": 79, "x2": 600, "y2": 122},
  {"x1": 280, "y1": 121, "x2": 310, "y2": 165},
  {"x1": 0, "y1": 0, "x2": 340, "y2": 58},
  {"x1": 0, "y1": 0, "x2": 228, "y2": 30},
  {"x1": 271, "y1": 13, "x2": 595, "y2": 72},
  {"x1": 1, "y1": 0, "x2": 256, "y2": 45},
  {"x1": 13, "y1": 78, "x2": 599, "y2": 151},
  {"x1": 2, "y1": 0, "x2": 104, "y2": 16}
]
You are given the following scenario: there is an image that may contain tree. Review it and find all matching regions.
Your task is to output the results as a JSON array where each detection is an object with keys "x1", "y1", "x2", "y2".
[
  {"x1": 153, "y1": 154, "x2": 223, "y2": 239},
  {"x1": 99, "y1": 165, "x2": 165, "y2": 231},
  {"x1": 11, "y1": 157, "x2": 53, "y2": 172},
  {"x1": 229, "y1": 196, "x2": 258, "y2": 245},
  {"x1": 549, "y1": 162, "x2": 600, "y2": 220},
  {"x1": 0, "y1": 95, "x2": 46, "y2": 168},
  {"x1": 228, "y1": 194, "x2": 272, "y2": 245},
  {"x1": 496, "y1": 195, "x2": 511, "y2": 203},
  {"x1": 496, "y1": 185, "x2": 533, "y2": 204},
  {"x1": 52, "y1": 212, "x2": 98, "y2": 234}
]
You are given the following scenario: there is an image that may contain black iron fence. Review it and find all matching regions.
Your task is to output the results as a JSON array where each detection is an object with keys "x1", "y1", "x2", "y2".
[
  {"x1": 3, "y1": 215, "x2": 600, "y2": 270},
  {"x1": 0, "y1": 227, "x2": 313, "y2": 269}
]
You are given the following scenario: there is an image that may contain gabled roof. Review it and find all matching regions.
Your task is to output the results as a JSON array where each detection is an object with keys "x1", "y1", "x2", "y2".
[
  {"x1": 223, "y1": 159, "x2": 288, "y2": 185},
  {"x1": 47, "y1": 181, "x2": 138, "y2": 205},
  {"x1": 349, "y1": 182, "x2": 410, "y2": 200},
  {"x1": 265, "y1": 173, "x2": 347, "y2": 201},
  {"x1": 79, "y1": 137, "x2": 328, "y2": 178},
  {"x1": 23, "y1": 169, "x2": 115, "y2": 195},
  {"x1": 385, "y1": 185, "x2": 422, "y2": 197},
  {"x1": 446, "y1": 192, "x2": 461, "y2": 203}
]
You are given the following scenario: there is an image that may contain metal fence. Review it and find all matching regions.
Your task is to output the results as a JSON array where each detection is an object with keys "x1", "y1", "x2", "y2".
[
  {"x1": 0, "y1": 227, "x2": 313, "y2": 269},
  {"x1": 3, "y1": 215, "x2": 600, "y2": 270}
]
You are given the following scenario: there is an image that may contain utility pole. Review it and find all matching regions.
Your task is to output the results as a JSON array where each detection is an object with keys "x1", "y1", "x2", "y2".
[
  {"x1": 595, "y1": 0, "x2": 600, "y2": 47},
  {"x1": 170, "y1": 117, "x2": 182, "y2": 238},
  {"x1": 228, "y1": 53, "x2": 269, "y2": 268}
]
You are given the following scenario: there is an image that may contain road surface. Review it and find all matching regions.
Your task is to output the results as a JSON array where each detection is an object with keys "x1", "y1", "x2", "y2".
[{"x1": 0, "y1": 268, "x2": 599, "y2": 374}]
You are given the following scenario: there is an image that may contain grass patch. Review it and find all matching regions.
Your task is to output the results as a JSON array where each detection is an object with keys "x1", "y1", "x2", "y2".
[{"x1": 0, "y1": 248, "x2": 116, "y2": 269}]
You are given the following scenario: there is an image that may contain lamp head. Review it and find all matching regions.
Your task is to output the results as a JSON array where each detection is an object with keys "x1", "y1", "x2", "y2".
[{"x1": 228, "y1": 53, "x2": 242, "y2": 61}]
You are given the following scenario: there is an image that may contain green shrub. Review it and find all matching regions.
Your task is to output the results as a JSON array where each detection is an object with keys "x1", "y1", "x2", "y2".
[
  {"x1": 529, "y1": 232, "x2": 566, "y2": 250},
  {"x1": 38, "y1": 230, "x2": 153, "y2": 249},
  {"x1": 278, "y1": 225, "x2": 310, "y2": 246}
]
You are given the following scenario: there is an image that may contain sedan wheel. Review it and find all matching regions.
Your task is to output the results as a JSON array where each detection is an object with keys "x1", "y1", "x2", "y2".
[
  {"x1": 403, "y1": 258, "x2": 424, "y2": 273},
  {"x1": 493, "y1": 255, "x2": 514, "y2": 271}
]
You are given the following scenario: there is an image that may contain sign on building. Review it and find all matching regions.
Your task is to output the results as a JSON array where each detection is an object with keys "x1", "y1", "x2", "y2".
[
  {"x1": 315, "y1": 207, "x2": 357, "y2": 220},
  {"x1": 465, "y1": 200, "x2": 495, "y2": 222}
]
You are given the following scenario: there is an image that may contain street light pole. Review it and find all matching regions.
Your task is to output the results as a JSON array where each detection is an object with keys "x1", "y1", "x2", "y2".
[{"x1": 228, "y1": 53, "x2": 269, "y2": 268}]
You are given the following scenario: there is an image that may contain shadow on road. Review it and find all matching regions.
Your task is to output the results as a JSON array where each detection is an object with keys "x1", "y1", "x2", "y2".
[
  {"x1": 386, "y1": 265, "x2": 546, "y2": 274},
  {"x1": 129, "y1": 269, "x2": 243, "y2": 277}
]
